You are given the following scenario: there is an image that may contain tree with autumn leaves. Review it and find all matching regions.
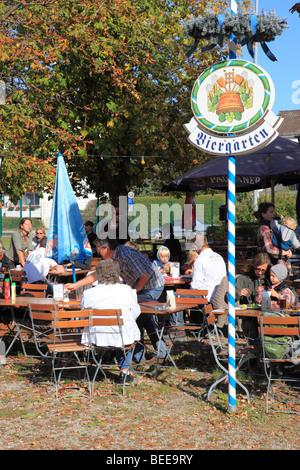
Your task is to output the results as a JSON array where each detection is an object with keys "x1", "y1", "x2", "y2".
[{"x1": 0, "y1": 0, "x2": 251, "y2": 204}]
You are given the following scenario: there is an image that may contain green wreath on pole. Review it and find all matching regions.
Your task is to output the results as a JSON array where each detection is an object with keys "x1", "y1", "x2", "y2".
[{"x1": 183, "y1": 7, "x2": 288, "y2": 61}]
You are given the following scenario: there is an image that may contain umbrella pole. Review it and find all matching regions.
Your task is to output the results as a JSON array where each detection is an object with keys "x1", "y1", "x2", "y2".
[
  {"x1": 271, "y1": 179, "x2": 275, "y2": 205},
  {"x1": 72, "y1": 262, "x2": 76, "y2": 283}
]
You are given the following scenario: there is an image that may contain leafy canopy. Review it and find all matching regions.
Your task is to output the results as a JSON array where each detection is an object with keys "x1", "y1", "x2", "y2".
[{"x1": 0, "y1": 0, "x2": 250, "y2": 203}]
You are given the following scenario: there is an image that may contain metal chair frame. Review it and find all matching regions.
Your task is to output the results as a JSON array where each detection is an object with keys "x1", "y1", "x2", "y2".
[
  {"x1": 87, "y1": 308, "x2": 140, "y2": 396},
  {"x1": 166, "y1": 289, "x2": 209, "y2": 341},
  {"x1": 29, "y1": 305, "x2": 91, "y2": 398},
  {"x1": 259, "y1": 314, "x2": 300, "y2": 415},
  {"x1": 203, "y1": 304, "x2": 255, "y2": 402}
]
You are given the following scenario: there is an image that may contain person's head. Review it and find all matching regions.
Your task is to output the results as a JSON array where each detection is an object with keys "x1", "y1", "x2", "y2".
[
  {"x1": 192, "y1": 235, "x2": 209, "y2": 253},
  {"x1": 84, "y1": 221, "x2": 94, "y2": 234},
  {"x1": 187, "y1": 250, "x2": 198, "y2": 265},
  {"x1": 95, "y1": 259, "x2": 120, "y2": 284},
  {"x1": 19, "y1": 217, "x2": 32, "y2": 234},
  {"x1": 157, "y1": 246, "x2": 170, "y2": 264},
  {"x1": 35, "y1": 227, "x2": 46, "y2": 239},
  {"x1": 124, "y1": 240, "x2": 139, "y2": 250},
  {"x1": 270, "y1": 263, "x2": 288, "y2": 286},
  {"x1": 251, "y1": 253, "x2": 271, "y2": 278},
  {"x1": 253, "y1": 202, "x2": 276, "y2": 222},
  {"x1": 94, "y1": 237, "x2": 118, "y2": 259},
  {"x1": 282, "y1": 216, "x2": 297, "y2": 231}
]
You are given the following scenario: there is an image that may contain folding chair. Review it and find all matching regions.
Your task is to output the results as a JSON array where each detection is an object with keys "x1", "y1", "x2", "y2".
[
  {"x1": 9, "y1": 269, "x2": 27, "y2": 294},
  {"x1": 3, "y1": 285, "x2": 48, "y2": 358},
  {"x1": 88, "y1": 309, "x2": 140, "y2": 396},
  {"x1": 29, "y1": 304, "x2": 91, "y2": 398},
  {"x1": 259, "y1": 314, "x2": 300, "y2": 415},
  {"x1": 203, "y1": 304, "x2": 255, "y2": 402},
  {"x1": 166, "y1": 289, "x2": 208, "y2": 341},
  {"x1": 20, "y1": 283, "x2": 48, "y2": 298}
]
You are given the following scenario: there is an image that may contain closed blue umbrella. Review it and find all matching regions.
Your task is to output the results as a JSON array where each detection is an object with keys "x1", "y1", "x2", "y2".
[{"x1": 45, "y1": 153, "x2": 92, "y2": 282}]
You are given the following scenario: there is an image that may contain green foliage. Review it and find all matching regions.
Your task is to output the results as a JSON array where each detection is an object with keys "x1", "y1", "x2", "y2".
[
  {"x1": 81, "y1": 193, "x2": 226, "y2": 228},
  {"x1": 236, "y1": 189, "x2": 298, "y2": 223},
  {"x1": 0, "y1": 0, "x2": 237, "y2": 203},
  {"x1": 206, "y1": 222, "x2": 258, "y2": 242},
  {"x1": 0, "y1": 217, "x2": 45, "y2": 231}
]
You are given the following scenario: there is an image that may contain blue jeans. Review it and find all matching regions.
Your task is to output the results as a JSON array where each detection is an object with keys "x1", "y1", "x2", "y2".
[
  {"x1": 134, "y1": 286, "x2": 167, "y2": 362},
  {"x1": 116, "y1": 348, "x2": 133, "y2": 371}
]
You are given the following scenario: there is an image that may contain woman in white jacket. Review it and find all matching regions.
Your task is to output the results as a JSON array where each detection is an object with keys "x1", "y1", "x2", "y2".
[{"x1": 81, "y1": 258, "x2": 141, "y2": 383}]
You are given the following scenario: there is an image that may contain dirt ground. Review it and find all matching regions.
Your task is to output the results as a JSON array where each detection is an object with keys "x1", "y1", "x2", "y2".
[{"x1": 1, "y1": 338, "x2": 300, "y2": 452}]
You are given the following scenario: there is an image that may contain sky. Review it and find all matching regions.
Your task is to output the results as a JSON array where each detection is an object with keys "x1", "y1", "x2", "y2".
[{"x1": 240, "y1": 0, "x2": 300, "y2": 115}]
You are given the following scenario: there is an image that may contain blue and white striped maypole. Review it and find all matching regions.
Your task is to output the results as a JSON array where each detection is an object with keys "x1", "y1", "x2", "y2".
[{"x1": 228, "y1": 0, "x2": 237, "y2": 412}]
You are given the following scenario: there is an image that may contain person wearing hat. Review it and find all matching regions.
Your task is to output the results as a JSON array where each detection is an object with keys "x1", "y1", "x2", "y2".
[
  {"x1": 152, "y1": 246, "x2": 170, "y2": 273},
  {"x1": 268, "y1": 264, "x2": 296, "y2": 310},
  {"x1": 256, "y1": 263, "x2": 296, "y2": 310}
]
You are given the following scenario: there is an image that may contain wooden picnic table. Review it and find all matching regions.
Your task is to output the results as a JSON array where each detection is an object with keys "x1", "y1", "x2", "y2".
[
  {"x1": 0, "y1": 296, "x2": 80, "y2": 308},
  {"x1": 164, "y1": 276, "x2": 191, "y2": 287},
  {"x1": 213, "y1": 307, "x2": 262, "y2": 319},
  {"x1": 47, "y1": 269, "x2": 90, "y2": 283}
]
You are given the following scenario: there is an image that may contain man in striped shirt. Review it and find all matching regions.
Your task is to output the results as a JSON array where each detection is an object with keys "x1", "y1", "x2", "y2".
[{"x1": 66, "y1": 238, "x2": 167, "y2": 363}]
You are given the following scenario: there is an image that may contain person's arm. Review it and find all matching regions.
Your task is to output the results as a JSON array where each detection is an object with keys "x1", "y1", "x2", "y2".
[
  {"x1": 260, "y1": 225, "x2": 291, "y2": 259},
  {"x1": 135, "y1": 273, "x2": 149, "y2": 292},
  {"x1": 65, "y1": 272, "x2": 97, "y2": 291},
  {"x1": 11, "y1": 232, "x2": 27, "y2": 266},
  {"x1": 51, "y1": 264, "x2": 65, "y2": 275},
  {"x1": 17, "y1": 250, "x2": 26, "y2": 267},
  {"x1": 235, "y1": 274, "x2": 252, "y2": 302}
]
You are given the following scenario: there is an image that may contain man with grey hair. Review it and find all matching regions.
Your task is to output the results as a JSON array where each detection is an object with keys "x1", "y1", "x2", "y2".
[
  {"x1": 65, "y1": 237, "x2": 168, "y2": 364},
  {"x1": 191, "y1": 234, "x2": 227, "y2": 304}
]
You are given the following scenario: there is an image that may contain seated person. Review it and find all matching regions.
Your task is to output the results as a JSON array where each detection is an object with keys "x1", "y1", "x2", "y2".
[
  {"x1": 161, "y1": 224, "x2": 182, "y2": 262},
  {"x1": 256, "y1": 263, "x2": 296, "y2": 310},
  {"x1": 64, "y1": 255, "x2": 93, "y2": 271},
  {"x1": 236, "y1": 253, "x2": 271, "y2": 305},
  {"x1": 191, "y1": 235, "x2": 226, "y2": 304},
  {"x1": 235, "y1": 253, "x2": 271, "y2": 355},
  {"x1": 84, "y1": 221, "x2": 97, "y2": 254},
  {"x1": 124, "y1": 240, "x2": 139, "y2": 250},
  {"x1": 23, "y1": 247, "x2": 65, "y2": 296},
  {"x1": 152, "y1": 246, "x2": 170, "y2": 273},
  {"x1": 80, "y1": 258, "x2": 141, "y2": 383},
  {"x1": 180, "y1": 250, "x2": 198, "y2": 275},
  {"x1": 32, "y1": 227, "x2": 47, "y2": 249}
]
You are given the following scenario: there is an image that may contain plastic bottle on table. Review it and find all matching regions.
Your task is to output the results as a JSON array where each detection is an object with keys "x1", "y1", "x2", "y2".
[
  {"x1": 10, "y1": 282, "x2": 16, "y2": 301},
  {"x1": 4, "y1": 278, "x2": 10, "y2": 300}
]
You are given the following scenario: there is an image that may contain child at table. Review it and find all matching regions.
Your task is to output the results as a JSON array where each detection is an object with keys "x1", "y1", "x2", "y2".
[
  {"x1": 180, "y1": 250, "x2": 198, "y2": 275},
  {"x1": 153, "y1": 246, "x2": 170, "y2": 273},
  {"x1": 256, "y1": 263, "x2": 296, "y2": 310}
]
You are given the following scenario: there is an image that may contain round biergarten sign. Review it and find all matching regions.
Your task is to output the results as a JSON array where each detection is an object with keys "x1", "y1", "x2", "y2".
[{"x1": 185, "y1": 60, "x2": 283, "y2": 156}]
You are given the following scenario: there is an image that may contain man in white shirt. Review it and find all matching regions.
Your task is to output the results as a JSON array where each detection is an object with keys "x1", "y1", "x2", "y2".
[
  {"x1": 23, "y1": 247, "x2": 65, "y2": 295},
  {"x1": 191, "y1": 235, "x2": 227, "y2": 303}
]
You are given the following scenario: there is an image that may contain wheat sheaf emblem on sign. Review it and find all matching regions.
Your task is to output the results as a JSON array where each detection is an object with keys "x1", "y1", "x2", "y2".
[{"x1": 207, "y1": 70, "x2": 253, "y2": 123}]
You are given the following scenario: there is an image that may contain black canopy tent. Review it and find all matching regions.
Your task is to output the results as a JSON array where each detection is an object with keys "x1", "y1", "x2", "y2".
[{"x1": 163, "y1": 137, "x2": 300, "y2": 203}]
